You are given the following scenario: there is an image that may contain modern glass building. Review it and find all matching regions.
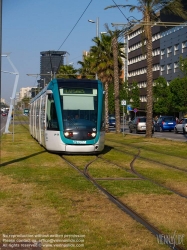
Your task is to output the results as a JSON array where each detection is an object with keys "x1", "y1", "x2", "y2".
[{"x1": 39, "y1": 50, "x2": 67, "y2": 87}]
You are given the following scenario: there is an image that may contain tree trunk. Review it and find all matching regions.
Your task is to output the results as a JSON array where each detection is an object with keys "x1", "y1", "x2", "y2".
[
  {"x1": 112, "y1": 36, "x2": 121, "y2": 133},
  {"x1": 145, "y1": 25, "x2": 153, "y2": 138},
  {"x1": 104, "y1": 81, "x2": 109, "y2": 132}
]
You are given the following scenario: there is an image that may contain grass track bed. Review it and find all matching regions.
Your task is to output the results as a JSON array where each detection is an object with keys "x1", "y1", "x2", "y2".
[
  {"x1": 1, "y1": 117, "x2": 187, "y2": 249},
  {"x1": 106, "y1": 134, "x2": 187, "y2": 159},
  {"x1": 134, "y1": 159, "x2": 187, "y2": 196},
  {"x1": 87, "y1": 159, "x2": 136, "y2": 179}
]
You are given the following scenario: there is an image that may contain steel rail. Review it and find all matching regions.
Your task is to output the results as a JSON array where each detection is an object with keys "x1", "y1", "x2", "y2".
[
  {"x1": 106, "y1": 139, "x2": 187, "y2": 172},
  {"x1": 61, "y1": 155, "x2": 185, "y2": 250},
  {"x1": 98, "y1": 148, "x2": 187, "y2": 199}
]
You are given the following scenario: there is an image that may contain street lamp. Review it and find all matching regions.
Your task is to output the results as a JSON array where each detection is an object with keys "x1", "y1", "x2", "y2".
[
  {"x1": 1, "y1": 54, "x2": 19, "y2": 134},
  {"x1": 88, "y1": 17, "x2": 99, "y2": 80},
  {"x1": 88, "y1": 17, "x2": 99, "y2": 38}
]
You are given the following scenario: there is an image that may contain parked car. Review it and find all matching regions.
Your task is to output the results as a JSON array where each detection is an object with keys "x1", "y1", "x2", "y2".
[
  {"x1": 154, "y1": 116, "x2": 176, "y2": 132},
  {"x1": 109, "y1": 117, "x2": 116, "y2": 127},
  {"x1": 129, "y1": 116, "x2": 153, "y2": 133},
  {"x1": 2, "y1": 112, "x2": 7, "y2": 116},
  {"x1": 174, "y1": 118, "x2": 187, "y2": 134}
]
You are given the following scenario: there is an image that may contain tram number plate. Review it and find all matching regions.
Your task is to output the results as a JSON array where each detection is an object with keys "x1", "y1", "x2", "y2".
[{"x1": 73, "y1": 140, "x2": 86, "y2": 144}]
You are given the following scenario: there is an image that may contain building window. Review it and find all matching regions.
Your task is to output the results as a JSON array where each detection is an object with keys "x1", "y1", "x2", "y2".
[
  {"x1": 167, "y1": 64, "x2": 172, "y2": 74},
  {"x1": 128, "y1": 28, "x2": 142, "y2": 40},
  {"x1": 138, "y1": 82, "x2": 147, "y2": 88},
  {"x1": 160, "y1": 65, "x2": 165, "y2": 75},
  {"x1": 153, "y1": 64, "x2": 160, "y2": 71},
  {"x1": 174, "y1": 62, "x2": 179, "y2": 73},
  {"x1": 152, "y1": 33, "x2": 160, "y2": 42},
  {"x1": 167, "y1": 47, "x2": 172, "y2": 57},
  {"x1": 152, "y1": 48, "x2": 160, "y2": 56},
  {"x1": 182, "y1": 41, "x2": 187, "y2": 53},
  {"x1": 140, "y1": 96, "x2": 147, "y2": 102},
  {"x1": 174, "y1": 44, "x2": 179, "y2": 55},
  {"x1": 161, "y1": 49, "x2": 165, "y2": 59}
]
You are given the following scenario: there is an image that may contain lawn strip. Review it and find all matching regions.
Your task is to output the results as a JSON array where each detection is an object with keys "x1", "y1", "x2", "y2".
[{"x1": 0, "y1": 123, "x2": 170, "y2": 250}]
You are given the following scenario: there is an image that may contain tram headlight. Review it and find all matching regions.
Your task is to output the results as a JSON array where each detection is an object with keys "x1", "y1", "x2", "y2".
[
  {"x1": 88, "y1": 132, "x2": 96, "y2": 138},
  {"x1": 64, "y1": 131, "x2": 73, "y2": 138}
]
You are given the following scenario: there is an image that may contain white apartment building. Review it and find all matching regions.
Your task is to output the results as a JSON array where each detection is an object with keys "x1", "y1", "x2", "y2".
[
  {"x1": 19, "y1": 87, "x2": 32, "y2": 101},
  {"x1": 1, "y1": 98, "x2": 5, "y2": 104}
]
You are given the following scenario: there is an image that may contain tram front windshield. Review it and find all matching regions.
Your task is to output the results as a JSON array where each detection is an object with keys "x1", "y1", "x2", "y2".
[{"x1": 59, "y1": 88, "x2": 98, "y2": 130}]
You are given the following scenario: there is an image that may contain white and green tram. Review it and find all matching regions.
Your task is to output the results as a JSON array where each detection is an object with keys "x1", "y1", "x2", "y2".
[{"x1": 29, "y1": 78, "x2": 105, "y2": 154}]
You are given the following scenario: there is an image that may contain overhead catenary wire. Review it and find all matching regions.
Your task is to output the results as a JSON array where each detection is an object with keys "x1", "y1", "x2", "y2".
[
  {"x1": 42, "y1": 0, "x2": 93, "y2": 77},
  {"x1": 30, "y1": 0, "x2": 93, "y2": 81},
  {"x1": 57, "y1": 0, "x2": 93, "y2": 51},
  {"x1": 69, "y1": 0, "x2": 133, "y2": 65},
  {"x1": 111, "y1": 0, "x2": 131, "y2": 23},
  {"x1": 57, "y1": 0, "x2": 137, "y2": 66}
]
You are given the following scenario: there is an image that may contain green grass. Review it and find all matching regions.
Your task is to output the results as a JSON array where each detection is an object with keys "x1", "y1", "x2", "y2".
[
  {"x1": 106, "y1": 134, "x2": 187, "y2": 158},
  {"x1": 0, "y1": 119, "x2": 186, "y2": 249},
  {"x1": 134, "y1": 159, "x2": 187, "y2": 189},
  {"x1": 98, "y1": 179, "x2": 172, "y2": 196},
  {"x1": 87, "y1": 159, "x2": 136, "y2": 178}
]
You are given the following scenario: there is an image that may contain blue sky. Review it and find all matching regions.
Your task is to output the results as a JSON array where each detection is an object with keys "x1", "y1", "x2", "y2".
[{"x1": 2, "y1": 0, "x2": 141, "y2": 104}]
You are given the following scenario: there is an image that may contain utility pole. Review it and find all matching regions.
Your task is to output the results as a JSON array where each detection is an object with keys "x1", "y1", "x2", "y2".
[{"x1": 0, "y1": 0, "x2": 2, "y2": 91}]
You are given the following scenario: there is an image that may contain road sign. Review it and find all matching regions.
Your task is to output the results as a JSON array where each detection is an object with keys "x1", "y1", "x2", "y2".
[
  {"x1": 121, "y1": 100, "x2": 126, "y2": 106},
  {"x1": 127, "y1": 105, "x2": 132, "y2": 111},
  {"x1": 134, "y1": 108, "x2": 138, "y2": 113}
]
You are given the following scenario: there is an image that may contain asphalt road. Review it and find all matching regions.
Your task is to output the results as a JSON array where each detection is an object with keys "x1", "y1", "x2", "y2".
[
  {"x1": 109, "y1": 124, "x2": 187, "y2": 143},
  {"x1": 1, "y1": 116, "x2": 186, "y2": 143}
]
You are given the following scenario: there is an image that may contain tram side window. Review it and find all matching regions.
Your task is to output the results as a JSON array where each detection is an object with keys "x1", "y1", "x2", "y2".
[{"x1": 46, "y1": 94, "x2": 59, "y2": 130}]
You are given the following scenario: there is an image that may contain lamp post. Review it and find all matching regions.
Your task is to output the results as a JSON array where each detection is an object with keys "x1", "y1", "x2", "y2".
[
  {"x1": 88, "y1": 17, "x2": 99, "y2": 80},
  {"x1": 1, "y1": 54, "x2": 19, "y2": 134},
  {"x1": 0, "y1": 0, "x2": 2, "y2": 90},
  {"x1": 88, "y1": 17, "x2": 99, "y2": 38}
]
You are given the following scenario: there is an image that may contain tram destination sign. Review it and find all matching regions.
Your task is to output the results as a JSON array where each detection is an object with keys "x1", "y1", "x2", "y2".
[{"x1": 63, "y1": 88, "x2": 93, "y2": 94}]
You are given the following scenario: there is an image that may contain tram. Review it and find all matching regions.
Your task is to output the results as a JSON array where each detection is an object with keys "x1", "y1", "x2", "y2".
[{"x1": 29, "y1": 78, "x2": 105, "y2": 154}]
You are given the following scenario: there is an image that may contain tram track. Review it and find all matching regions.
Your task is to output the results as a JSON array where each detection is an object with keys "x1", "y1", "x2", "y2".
[
  {"x1": 15, "y1": 114, "x2": 30, "y2": 131},
  {"x1": 17, "y1": 115, "x2": 187, "y2": 198},
  {"x1": 129, "y1": 149, "x2": 187, "y2": 199},
  {"x1": 98, "y1": 149, "x2": 187, "y2": 199},
  {"x1": 61, "y1": 154, "x2": 186, "y2": 250},
  {"x1": 106, "y1": 137, "x2": 187, "y2": 160},
  {"x1": 106, "y1": 139, "x2": 187, "y2": 173},
  {"x1": 11, "y1": 117, "x2": 186, "y2": 249}
]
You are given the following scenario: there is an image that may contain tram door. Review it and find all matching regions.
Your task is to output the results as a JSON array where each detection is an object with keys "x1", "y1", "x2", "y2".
[
  {"x1": 40, "y1": 94, "x2": 46, "y2": 146},
  {"x1": 46, "y1": 93, "x2": 59, "y2": 131},
  {"x1": 45, "y1": 93, "x2": 60, "y2": 150}
]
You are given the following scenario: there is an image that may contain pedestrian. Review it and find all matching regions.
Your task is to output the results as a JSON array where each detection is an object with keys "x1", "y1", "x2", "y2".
[{"x1": 176, "y1": 117, "x2": 179, "y2": 124}]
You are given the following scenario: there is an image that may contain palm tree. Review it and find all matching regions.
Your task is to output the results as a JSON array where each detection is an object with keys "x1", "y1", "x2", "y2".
[
  {"x1": 90, "y1": 34, "x2": 125, "y2": 132},
  {"x1": 112, "y1": 33, "x2": 126, "y2": 133},
  {"x1": 102, "y1": 25, "x2": 126, "y2": 133},
  {"x1": 77, "y1": 55, "x2": 95, "y2": 79},
  {"x1": 112, "y1": 34, "x2": 121, "y2": 133},
  {"x1": 105, "y1": 0, "x2": 187, "y2": 137},
  {"x1": 78, "y1": 33, "x2": 125, "y2": 132},
  {"x1": 90, "y1": 35, "x2": 114, "y2": 132},
  {"x1": 57, "y1": 65, "x2": 78, "y2": 79}
]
